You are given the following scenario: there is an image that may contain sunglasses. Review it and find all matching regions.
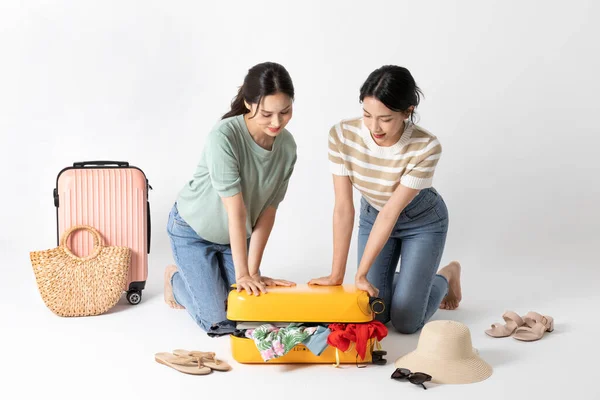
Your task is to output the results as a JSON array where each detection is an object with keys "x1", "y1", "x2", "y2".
[{"x1": 391, "y1": 368, "x2": 432, "y2": 390}]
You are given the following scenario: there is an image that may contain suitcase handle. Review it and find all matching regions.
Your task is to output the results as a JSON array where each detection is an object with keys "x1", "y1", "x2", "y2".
[
  {"x1": 73, "y1": 161, "x2": 130, "y2": 168},
  {"x1": 147, "y1": 200, "x2": 151, "y2": 254}
]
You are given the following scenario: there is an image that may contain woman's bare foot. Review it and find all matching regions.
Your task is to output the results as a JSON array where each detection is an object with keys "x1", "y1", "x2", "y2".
[
  {"x1": 438, "y1": 261, "x2": 462, "y2": 310},
  {"x1": 164, "y1": 265, "x2": 184, "y2": 309}
]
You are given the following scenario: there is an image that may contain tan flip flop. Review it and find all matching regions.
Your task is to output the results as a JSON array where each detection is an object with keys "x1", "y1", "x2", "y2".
[
  {"x1": 513, "y1": 312, "x2": 554, "y2": 342},
  {"x1": 485, "y1": 311, "x2": 525, "y2": 338},
  {"x1": 155, "y1": 352, "x2": 212, "y2": 375},
  {"x1": 173, "y1": 349, "x2": 232, "y2": 371}
]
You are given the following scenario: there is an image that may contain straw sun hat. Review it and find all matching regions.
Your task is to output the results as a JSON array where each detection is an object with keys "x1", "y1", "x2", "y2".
[{"x1": 394, "y1": 320, "x2": 493, "y2": 384}]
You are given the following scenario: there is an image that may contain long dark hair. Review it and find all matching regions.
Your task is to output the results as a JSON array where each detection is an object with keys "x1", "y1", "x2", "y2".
[
  {"x1": 359, "y1": 65, "x2": 423, "y2": 122},
  {"x1": 222, "y1": 62, "x2": 295, "y2": 120}
]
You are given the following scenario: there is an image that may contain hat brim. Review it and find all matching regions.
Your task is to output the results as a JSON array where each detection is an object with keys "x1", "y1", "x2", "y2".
[{"x1": 394, "y1": 351, "x2": 493, "y2": 385}]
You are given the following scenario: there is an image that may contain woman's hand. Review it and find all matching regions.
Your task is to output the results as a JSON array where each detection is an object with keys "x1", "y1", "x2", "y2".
[
  {"x1": 355, "y1": 275, "x2": 379, "y2": 297},
  {"x1": 236, "y1": 275, "x2": 267, "y2": 296},
  {"x1": 252, "y1": 275, "x2": 296, "y2": 286},
  {"x1": 308, "y1": 275, "x2": 344, "y2": 286},
  {"x1": 252, "y1": 274, "x2": 296, "y2": 287}
]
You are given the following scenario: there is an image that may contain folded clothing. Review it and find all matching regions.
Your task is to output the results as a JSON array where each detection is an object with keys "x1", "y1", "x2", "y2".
[
  {"x1": 245, "y1": 323, "x2": 319, "y2": 362},
  {"x1": 327, "y1": 321, "x2": 388, "y2": 361},
  {"x1": 238, "y1": 322, "x2": 386, "y2": 362},
  {"x1": 302, "y1": 325, "x2": 331, "y2": 356}
]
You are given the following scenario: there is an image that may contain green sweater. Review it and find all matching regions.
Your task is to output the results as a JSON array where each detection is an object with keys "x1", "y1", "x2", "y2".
[{"x1": 177, "y1": 114, "x2": 297, "y2": 244}]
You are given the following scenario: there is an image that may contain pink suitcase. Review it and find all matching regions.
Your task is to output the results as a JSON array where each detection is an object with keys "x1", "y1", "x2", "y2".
[{"x1": 54, "y1": 161, "x2": 151, "y2": 305}]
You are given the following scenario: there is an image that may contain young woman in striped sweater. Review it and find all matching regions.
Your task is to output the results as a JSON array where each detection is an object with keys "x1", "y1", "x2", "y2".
[{"x1": 309, "y1": 65, "x2": 462, "y2": 334}]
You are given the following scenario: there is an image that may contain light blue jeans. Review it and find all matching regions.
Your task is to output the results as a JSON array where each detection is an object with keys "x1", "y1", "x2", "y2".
[
  {"x1": 166, "y1": 203, "x2": 242, "y2": 336},
  {"x1": 358, "y1": 188, "x2": 449, "y2": 334}
]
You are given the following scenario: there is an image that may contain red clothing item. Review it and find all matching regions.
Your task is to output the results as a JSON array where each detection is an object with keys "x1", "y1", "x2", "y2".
[{"x1": 327, "y1": 321, "x2": 388, "y2": 360}]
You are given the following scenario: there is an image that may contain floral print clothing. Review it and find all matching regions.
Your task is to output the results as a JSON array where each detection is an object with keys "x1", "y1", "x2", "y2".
[{"x1": 245, "y1": 323, "x2": 318, "y2": 361}]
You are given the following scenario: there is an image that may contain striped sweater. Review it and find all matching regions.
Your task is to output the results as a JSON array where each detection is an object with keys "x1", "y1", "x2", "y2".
[{"x1": 328, "y1": 117, "x2": 442, "y2": 210}]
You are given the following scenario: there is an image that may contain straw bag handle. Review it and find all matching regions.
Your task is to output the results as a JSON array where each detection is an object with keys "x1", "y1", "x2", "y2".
[{"x1": 60, "y1": 225, "x2": 104, "y2": 260}]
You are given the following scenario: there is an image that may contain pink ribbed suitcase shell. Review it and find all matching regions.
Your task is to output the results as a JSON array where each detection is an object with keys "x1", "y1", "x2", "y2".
[{"x1": 54, "y1": 161, "x2": 151, "y2": 305}]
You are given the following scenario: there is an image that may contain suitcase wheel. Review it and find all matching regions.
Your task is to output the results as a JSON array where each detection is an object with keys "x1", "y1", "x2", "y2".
[
  {"x1": 126, "y1": 290, "x2": 142, "y2": 305},
  {"x1": 372, "y1": 352, "x2": 388, "y2": 365}
]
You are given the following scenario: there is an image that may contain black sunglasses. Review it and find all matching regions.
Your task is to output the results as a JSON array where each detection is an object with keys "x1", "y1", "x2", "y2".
[{"x1": 391, "y1": 368, "x2": 432, "y2": 390}]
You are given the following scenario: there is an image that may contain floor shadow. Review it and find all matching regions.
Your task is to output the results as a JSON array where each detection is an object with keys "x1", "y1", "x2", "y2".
[
  {"x1": 103, "y1": 301, "x2": 131, "y2": 315},
  {"x1": 136, "y1": 287, "x2": 160, "y2": 302},
  {"x1": 380, "y1": 331, "x2": 421, "y2": 361},
  {"x1": 277, "y1": 362, "x2": 382, "y2": 372},
  {"x1": 277, "y1": 363, "x2": 326, "y2": 372},
  {"x1": 103, "y1": 288, "x2": 162, "y2": 315}
]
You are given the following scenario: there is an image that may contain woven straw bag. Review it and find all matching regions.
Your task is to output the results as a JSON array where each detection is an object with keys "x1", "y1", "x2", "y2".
[{"x1": 30, "y1": 225, "x2": 131, "y2": 317}]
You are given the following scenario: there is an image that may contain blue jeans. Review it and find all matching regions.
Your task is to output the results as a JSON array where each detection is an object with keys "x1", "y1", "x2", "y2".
[
  {"x1": 166, "y1": 203, "x2": 241, "y2": 336},
  {"x1": 358, "y1": 188, "x2": 449, "y2": 334}
]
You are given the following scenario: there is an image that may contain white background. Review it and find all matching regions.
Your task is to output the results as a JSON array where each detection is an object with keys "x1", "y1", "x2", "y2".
[{"x1": 1, "y1": 1, "x2": 598, "y2": 399}]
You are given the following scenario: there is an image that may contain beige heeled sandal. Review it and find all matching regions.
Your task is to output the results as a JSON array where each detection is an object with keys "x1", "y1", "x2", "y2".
[
  {"x1": 485, "y1": 311, "x2": 526, "y2": 338},
  {"x1": 173, "y1": 349, "x2": 232, "y2": 371},
  {"x1": 513, "y1": 311, "x2": 554, "y2": 342}
]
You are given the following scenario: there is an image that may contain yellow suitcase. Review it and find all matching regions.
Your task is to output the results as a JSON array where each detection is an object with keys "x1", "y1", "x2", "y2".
[{"x1": 227, "y1": 284, "x2": 386, "y2": 364}]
